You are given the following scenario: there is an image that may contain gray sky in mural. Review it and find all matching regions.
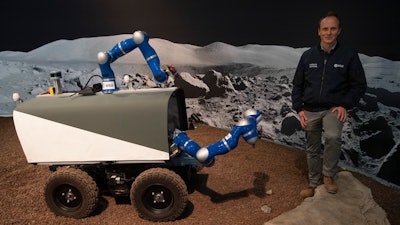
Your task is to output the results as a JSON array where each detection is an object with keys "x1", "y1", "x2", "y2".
[{"x1": 2, "y1": 0, "x2": 399, "y2": 60}]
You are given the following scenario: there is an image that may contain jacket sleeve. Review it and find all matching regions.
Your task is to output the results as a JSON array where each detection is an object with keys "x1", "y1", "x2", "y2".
[
  {"x1": 342, "y1": 53, "x2": 367, "y2": 109},
  {"x1": 291, "y1": 54, "x2": 306, "y2": 113}
]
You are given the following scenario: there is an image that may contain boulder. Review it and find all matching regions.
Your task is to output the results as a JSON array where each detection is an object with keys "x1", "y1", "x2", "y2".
[
  {"x1": 264, "y1": 171, "x2": 390, "y2": 225},
  {"x1": 359, "y1": 116, "x2": 395, "y2": 159},
  {"x1": 377, "y1": 144, "x2": 400, "y2": 186},
  {"x1": 280, "y1": 115, "x2": 302, "y2": 136},
  {"x1": 174, "y1": 72, "x2": 208, "y2": 98}
]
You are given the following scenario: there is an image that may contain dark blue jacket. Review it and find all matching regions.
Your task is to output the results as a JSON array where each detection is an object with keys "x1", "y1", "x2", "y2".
[{"x1": 291, "y1": 42, "x2": 367, "y2": 112}]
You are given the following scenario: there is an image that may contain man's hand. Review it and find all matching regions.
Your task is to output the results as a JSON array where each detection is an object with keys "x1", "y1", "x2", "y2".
[
  {"x1": 332, "y1": 106, "x2": 347, "y2": 122},
  {"x1": 298, "y1": 110, "x2": 307, "y2": 129}
]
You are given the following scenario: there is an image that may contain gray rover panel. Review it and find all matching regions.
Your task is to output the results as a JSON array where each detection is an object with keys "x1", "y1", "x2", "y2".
[{"x1": 15, "y1": 88, "x2": 188, "y2": 152}]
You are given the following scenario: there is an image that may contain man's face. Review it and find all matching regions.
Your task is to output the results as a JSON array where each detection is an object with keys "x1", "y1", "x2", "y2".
[{"x1": 318, "y1": 16, "x2": 341, "y2": 46}]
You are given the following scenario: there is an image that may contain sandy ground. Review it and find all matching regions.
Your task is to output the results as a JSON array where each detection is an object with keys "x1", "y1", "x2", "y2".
[{"x1": 1, "y1": 117, "x2": 399, "y2": 225}]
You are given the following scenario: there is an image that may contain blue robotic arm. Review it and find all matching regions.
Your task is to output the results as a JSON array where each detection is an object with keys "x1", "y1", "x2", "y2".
[
  {"x1": 173, "y1": 109, "x2": 262, "y2": 167},
  {"x1": 97, "y1": 31, "x2": 169, "y2": 93}
]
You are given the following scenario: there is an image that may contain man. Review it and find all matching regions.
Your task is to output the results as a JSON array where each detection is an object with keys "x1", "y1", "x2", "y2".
[{"x1": 291, "y1": 11, "x2": 367, "y2": 198}]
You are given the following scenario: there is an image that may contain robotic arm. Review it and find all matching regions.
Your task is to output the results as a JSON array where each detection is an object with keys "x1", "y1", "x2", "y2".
[
  {"x1": 173, "y1": 109, "x2": 262, "y2": 167},
  {"x1": 97, "y1": 31, "x2": 170, "y2": 93}
]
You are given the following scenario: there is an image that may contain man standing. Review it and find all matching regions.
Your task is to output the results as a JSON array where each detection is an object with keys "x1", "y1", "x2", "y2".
[{"x1": 291, "y1": 11, "x2": 367, "y2": 198}]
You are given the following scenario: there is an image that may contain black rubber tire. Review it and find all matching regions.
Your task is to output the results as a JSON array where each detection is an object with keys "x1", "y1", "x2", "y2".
[
  {"x1": 44, "y1": 167, "x2": 98, "y2": 219},
  {"x1": 130, "y1": 168, "x2": 188, "y2": 222}
]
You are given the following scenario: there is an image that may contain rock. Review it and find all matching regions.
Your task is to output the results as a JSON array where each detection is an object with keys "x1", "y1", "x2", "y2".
[
  {"x1": 231, "y1": 76, "x2": 248, "y2": 91},
  {"x1": 359, "y1": 116, "x2": 395, "y2": 159},
  {"x1": 174, "y1": 72, "x2": 208, "y2": 98},
  {"x1": 175, "y1": 70, "x2": 237, "y2": 99},
  {"x1": 377, "y1": 144, "x2": 400, "y2": 186},
  {"x1": 366, "y1": 87, "x2": 400, "y2": 109},
  {"x1": 279, "y1": 103, "x2": 292, "y2": 117},
  {"x1": 264, "y1": 171, "x2": 390, "y2": 225},
  {"x1": 261, "y1": 205, "x2": 272, "y2": 214},
  {"x1": 280, "y1": 116, "x2": 302, "y2": 136},
  {"x1": 202, "y1": 70, "x2": 230, "y2": 98},
  {"x1": 341, "y1": 148, "x2": 359, "y2": 167},
  {"x1": 359, "y1": 93, "x2": 379, "y2": 112},
  {"x1": 279, "y1": 75, "x2": 289, "y2": 84}
]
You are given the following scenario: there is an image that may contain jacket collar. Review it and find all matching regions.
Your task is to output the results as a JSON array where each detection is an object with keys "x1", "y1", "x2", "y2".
[{"x1": 319, "y1": 41, "x2": 340, "y2": 54}]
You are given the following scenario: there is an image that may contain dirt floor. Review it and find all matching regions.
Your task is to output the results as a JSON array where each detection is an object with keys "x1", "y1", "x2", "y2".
[{"x1": 1, "y1": 117, "x2": 399, "y2": 225}]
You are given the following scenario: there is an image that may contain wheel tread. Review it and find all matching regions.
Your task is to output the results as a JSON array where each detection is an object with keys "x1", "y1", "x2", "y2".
[
  {"x1": 131, "y1": 167, "x2": 188, "y2": 222},
  {"x1": 45, "y1": 167, "x2": 98, "y2": 219}
]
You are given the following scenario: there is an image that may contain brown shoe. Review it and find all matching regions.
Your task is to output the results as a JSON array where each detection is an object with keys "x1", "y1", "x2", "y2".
[
  {"x1": 324, "y1": 176, "x2": 338, "y2": 194},
  {"x1": 300, "y1": 187, "x2": 315, "y2": 198}
]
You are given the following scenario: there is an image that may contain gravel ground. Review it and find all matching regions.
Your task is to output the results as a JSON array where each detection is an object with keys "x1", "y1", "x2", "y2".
[{"x1": 1, "y1": 117, "x2": 399, "y2": 225}]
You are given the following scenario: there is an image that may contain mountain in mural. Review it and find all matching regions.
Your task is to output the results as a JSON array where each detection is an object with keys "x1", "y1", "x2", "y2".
[{"x1": 0, "y1": 34, "x2": 399, "y2": 187}]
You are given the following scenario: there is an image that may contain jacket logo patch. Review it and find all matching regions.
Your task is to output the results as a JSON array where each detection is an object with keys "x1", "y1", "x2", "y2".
[
  {"x1": 309, "y1": 63, "x2": 318, "y2": 68},
  {"x1": 334, "y1": 64, "x2": 344, "y2": 68}
]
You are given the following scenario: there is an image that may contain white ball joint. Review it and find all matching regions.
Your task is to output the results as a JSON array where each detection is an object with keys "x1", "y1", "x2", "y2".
[
  {"x1": 12, "y1": 93, "x2": 23, "y2": 104},
  {"x1": 97, "y1": 51, "x2": 109, "y2": 64},
  {"x1": 133, "y1": 31, "x2": 145, "y2": 44},
  {"x1": 196, "y1": 147, "x2": 209, "y2": 163},
  {"x1": 123, "y1": 74, "x2": 133, "y2": 90}
]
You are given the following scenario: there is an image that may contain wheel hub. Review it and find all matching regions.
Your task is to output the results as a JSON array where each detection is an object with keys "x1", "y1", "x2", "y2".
[
  {"x1": 152, "y1": 191, "x2": 166, "y2": 203},
  {"x1": 62, "y1": 189, "x2": 77, "y2": 203},
  {"x1": 54, "y1": 184, "x2": 82, "y2": 209}
]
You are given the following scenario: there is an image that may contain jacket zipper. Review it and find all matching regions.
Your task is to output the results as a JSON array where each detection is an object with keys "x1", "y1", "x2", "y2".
[{"x1": 319, "y1": 54, "x2": 328, "y2": 103}]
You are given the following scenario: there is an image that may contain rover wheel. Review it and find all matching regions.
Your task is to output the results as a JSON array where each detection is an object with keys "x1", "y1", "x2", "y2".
[
  {"x1": 130, "y1": 168, "x2": 188, "y2": 221},
  {"x1": 44, "y1": 167, "x2": 98, "y2": 219}
]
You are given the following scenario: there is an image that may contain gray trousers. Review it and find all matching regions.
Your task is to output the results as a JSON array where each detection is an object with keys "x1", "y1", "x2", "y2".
[{"x1": 304, "y1": 109, "x2": 344, "y2": 187}]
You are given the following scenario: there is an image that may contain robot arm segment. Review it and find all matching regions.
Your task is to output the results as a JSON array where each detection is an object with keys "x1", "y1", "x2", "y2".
[
  {"x1": 133, "y1": 31, "x2": 167, "y2": 83},
  {"x1": 97, "y1": 31, "x2": 168, "y2": 93},
  {"x1": 173, "y1": 109, "x2": 262, "y2": 167},
  {"x1": 97, "y1": 38, "x2": 138, "y2": 92}
]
